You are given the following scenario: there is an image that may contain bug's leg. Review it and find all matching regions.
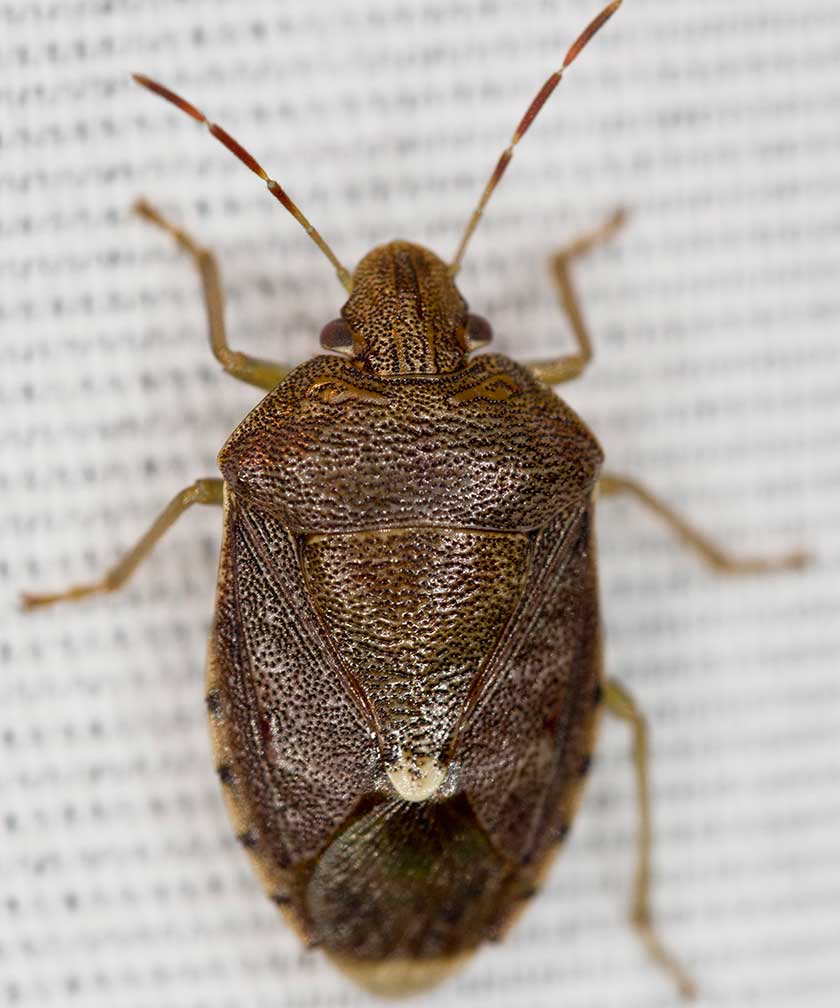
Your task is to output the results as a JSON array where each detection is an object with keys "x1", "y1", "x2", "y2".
[
  {"x1": 134, "y1": 199, "x2": 289, "y2": 390},
  {"x1": 20, "y1": 478, "x2": 224, "y2": 609},
  {"x1": 605, "y1": 678, "x2": 697, "y2": 1000},
  {"x1": 526, "y1": 208, "x2": 628, "y2": 386},
  {"x1": 599, "y1": 473, "x2": 810, "y2": 574}
]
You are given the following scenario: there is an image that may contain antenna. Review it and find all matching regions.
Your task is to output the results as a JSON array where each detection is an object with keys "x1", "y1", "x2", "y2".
[
  {"x1": 450, "y1": 0, "x2": 623, "y2": 275},
  {"x1": 132, "y1": 73, "x2": 353, "y2": 292}
]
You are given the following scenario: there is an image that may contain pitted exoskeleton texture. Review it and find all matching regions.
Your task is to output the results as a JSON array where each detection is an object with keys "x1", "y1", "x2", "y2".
[
  {"x1": 303, "y1": 528, "x2": 530, "y2": 775},
  {"x1": 342, "y1": 242, "x2": 468, "y2": 376},
  {"x1": 220, "y1": 353, "x2": 602, "y2": 536}
]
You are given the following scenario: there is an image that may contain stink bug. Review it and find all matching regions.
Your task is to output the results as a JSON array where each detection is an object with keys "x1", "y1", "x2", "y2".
[{"x1": 21, "y1": 0, "x2": 809, "y2": 999}]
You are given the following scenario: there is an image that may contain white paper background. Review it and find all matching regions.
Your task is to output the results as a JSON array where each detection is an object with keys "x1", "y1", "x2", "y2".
[{"x1": 2, "y1": 1, "x2": 838, "y2": 1006}]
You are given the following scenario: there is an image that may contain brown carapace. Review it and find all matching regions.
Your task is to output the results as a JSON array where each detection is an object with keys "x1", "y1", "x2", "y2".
[{"x1": 23, "y1": 0, "x2": 809, "y2": 999}]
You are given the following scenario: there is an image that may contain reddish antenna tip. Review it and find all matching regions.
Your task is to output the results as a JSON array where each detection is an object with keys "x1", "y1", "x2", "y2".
[
  {"x1": 450, "y1": 0, "x2": 624, "y2": 274},
  {"x1": 132, "y1": 73, "x2": 205, "y2": 122},
  {"x1": 563, "y1": 0, "x2": 622, "y2": 68}
]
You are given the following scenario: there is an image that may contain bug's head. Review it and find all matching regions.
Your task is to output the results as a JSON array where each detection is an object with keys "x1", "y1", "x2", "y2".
[{"x1": 318, "y1": 241, "x2": 492, "y2": 377}]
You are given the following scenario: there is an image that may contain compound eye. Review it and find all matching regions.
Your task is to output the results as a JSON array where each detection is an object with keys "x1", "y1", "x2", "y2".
[
  {"x1": 320, "y1": 318, "x2": 355, "y2": 355},
  {"x1": 463, "y1": 314, "x2": 493, "y2": 352}
]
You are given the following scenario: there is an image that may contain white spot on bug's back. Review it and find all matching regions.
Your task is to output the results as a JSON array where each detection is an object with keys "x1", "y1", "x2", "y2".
[{"x1": 386, "y1": 751, "x2": 447, "y2": 803}]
